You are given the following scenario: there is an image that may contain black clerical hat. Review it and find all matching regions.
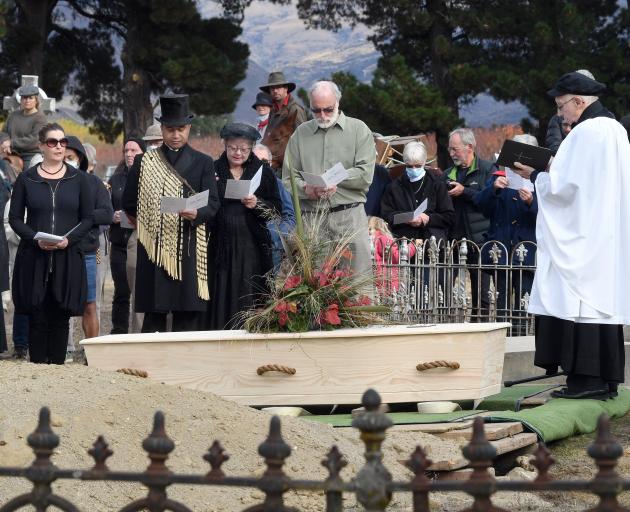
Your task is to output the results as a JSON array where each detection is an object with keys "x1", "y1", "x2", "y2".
[
  {"x1": 251, "y1": 92, "x2": 273, "y2": 110},
  {"x1": 219, "y1": 122, "x2": 261, "y2": 142},
  {"x1": 156, "y1": 94, "x2": 194, "y2": 126},
  {"x1": 547, "y1": 72, "x2": 606, "y2": 97}
]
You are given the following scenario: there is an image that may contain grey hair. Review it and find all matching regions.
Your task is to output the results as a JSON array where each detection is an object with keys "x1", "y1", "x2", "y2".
[
  {"x1": 448, "y1": 127, "x2": 476, "y2": 148},
  {"x1": 403, "y1": 141, "x2": 428, "y2": 166},
  {"x1": 309, "y1": 81, "x2": 342, "y2": 102},
  {"x1": 576, "y1": 95, "x2": 599, "y2": 105},
  {"x1": 253, "y1": 143, "x2": 272, "y2": 162},
  {"x1": 512, "y1": 134, "x2": 538, "y2": 147},
  {"x1": 574, "y1": 70, "x2": 598, "y2": 103}
]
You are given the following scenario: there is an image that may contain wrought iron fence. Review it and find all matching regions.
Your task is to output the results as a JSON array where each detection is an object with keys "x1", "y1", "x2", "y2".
[
  {"x1": 372, "y1": 237, "x2": 537, "y2": 336},
  {"x1": 0, "y1": 389, "x2": 627, "y2": 511}
]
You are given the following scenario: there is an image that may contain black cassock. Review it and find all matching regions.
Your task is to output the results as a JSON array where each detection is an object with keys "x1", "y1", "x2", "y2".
[{"x1": 122, "y1": 144, "x2": 220, "y2": 314}]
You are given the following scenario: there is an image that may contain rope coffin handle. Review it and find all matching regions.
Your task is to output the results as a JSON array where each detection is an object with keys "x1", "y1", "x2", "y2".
[
  {"x1": 256, "y1": 364, "x2": 297, "y2": 376},
  {"x1": 116, "y1": 368, "x2": 149, "y2": 378},
  {"x1": 415, "y1": 360, "x2": 460, "y2": 372}
]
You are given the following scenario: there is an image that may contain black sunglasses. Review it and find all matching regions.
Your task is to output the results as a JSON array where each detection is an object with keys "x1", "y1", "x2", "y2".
[
  {"x1": 311, "y1": 106, "x2": 335, "y2": 114},
  {"x1": 44, "y1": 138, "x2": 69, "y2": 148}
]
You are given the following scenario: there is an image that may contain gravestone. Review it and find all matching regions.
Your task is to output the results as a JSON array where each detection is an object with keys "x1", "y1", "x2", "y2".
[{"x1": 2, "y1": 75, "x2": 56, "y2": 113}]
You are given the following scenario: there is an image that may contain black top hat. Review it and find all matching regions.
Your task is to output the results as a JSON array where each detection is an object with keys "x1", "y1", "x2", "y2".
[
  {"x1": 547, "y1": 72, "x2": 606, "y2": 97},
  {"x1": 156, "y1": 94, "x2": 194, "y2": 126},
  {"x1": 259, "y1": 71, "x2": 296, "y2": 93},
  {"x1": 251, "y1": 92, "x2": 274, "y2": 110},
  {"x1": 220, "y1": 122, "x2": 261, "y2": 142}
]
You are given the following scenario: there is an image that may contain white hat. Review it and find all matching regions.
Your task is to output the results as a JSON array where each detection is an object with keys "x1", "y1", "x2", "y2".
[{"x1": 143, "y1": 124, "x2": 163, "y2": 141}]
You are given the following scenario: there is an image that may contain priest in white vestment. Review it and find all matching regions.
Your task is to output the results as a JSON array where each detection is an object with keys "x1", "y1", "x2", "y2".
[{"x1": 516, "y1": 71, "x2": 630, "y2": 399}]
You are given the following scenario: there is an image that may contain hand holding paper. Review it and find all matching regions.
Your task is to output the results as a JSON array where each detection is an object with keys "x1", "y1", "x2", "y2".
[
  {"x1": 300, "y1": 162, "x2": 348, "y2": 188},
  {"x1": 393, "y1": 198, "x2": 428, "y2": 225},
  {"x1": 224, "y1": 166, "x2": 263, "y2": 200},
  {"x1": 160, "y1": 189, "x2": 209, "y2": 214}
]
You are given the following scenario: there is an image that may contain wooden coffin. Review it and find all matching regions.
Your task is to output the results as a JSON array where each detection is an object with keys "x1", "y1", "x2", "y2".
[{"x1": 81, "y1": 323, "x2": 509, "y2": 406}]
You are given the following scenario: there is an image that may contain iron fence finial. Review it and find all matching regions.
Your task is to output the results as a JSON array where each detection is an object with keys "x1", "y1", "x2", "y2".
[
  {"x1": 142, "y1": 411, "x2": 175, "y2": 474},
  {"x1": 88, "y1": 435, "x2": 113, "y2": 472},
  {"x1": 27, "y1": 407, "x2": 59, "y2": 469},
  {"x1": 204, "y1": 440, "x2": 229, "y2": 480}
]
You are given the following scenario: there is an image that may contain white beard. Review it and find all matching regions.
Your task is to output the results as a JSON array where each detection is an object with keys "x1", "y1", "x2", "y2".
[{"x1": 315, "y1": 106, "x2": 340, "y2": 129}]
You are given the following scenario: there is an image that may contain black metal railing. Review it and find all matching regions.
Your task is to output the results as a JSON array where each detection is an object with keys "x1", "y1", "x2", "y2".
[{"x1": 0, "y1": 388, "x2": 627, "y2": 511}]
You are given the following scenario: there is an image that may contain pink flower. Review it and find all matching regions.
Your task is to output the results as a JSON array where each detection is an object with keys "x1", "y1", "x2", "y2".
[
  {"x1": 321, "y1": 303, "x2": 341, "y2": 326},
  {"x1": 284, "y1": 275, "x2": 302, "y2": 290}
]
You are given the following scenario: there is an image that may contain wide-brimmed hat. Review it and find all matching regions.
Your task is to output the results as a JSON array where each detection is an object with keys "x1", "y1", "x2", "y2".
[
  {"x1": 220, "y1": 122, "x2": 261, "y2": 142},
  {"x1": 259, "y1": 71, "x2": 296, "y2": 93},
  {"x1": 547, "y1": 72, "x2": 606, "y2": 98},
  {"x1": 156, "y1": 94, "x2": 194, "y2": 126},
  {"x1": 251, "y1": 92, "x2": 274, "y2": 110},
  {"x1": 143, "y1": 123, "x2": 163, "y2": 141},
  {"x1": 18, "y1": 84, "x2": 39, "y2": 97}
]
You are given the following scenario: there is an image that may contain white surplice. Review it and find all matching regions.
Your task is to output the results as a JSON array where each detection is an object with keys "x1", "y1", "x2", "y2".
[{"x1": 528, "y1": 116, "x2": 630, "y2": 324}]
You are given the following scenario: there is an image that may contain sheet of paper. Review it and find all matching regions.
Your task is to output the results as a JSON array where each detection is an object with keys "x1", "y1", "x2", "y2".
[
  {"x1": 393, "y1": 198, "x2": 428, "y2": 225},
  {"x1": 300, "y1": 162, "x2": 349, "y2": 188},
  {"x1": 160, "y1": 197, "x2": 188, "y2": 214},
  {"x1": 184, "y1": 189, "x2": 209, "y2": 210},
  {"x1": 506, "y1": 167, "x2": 534, "y2": 192},
  {"x1": 224, "y1": 166, "x2": 263, "y2": 199},
  {"x1": 34, "y1": 232, "x2": 64, "y2": 243}
]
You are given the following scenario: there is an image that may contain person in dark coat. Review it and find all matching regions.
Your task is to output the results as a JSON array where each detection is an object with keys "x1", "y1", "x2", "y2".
[
  {"x1": 208, "y1": 123, "x2": 281, "y2": 330},
  {"x1": 64, "y1": 136, "x2": 113, "y2": 340},
  {"x1": 0, "y1": 180, "x2": 9, "y2": 354},
  {"x1": 442, "y1": 127, "x2": 492, "y2": 321},
  {"x1": 364, "y1": 164, "x2": 391, "y2": 217},
  {"x1": 122, "y1": 95, "x2": 220, "y2": 333},
  {"x1": 109, "y1": 138, "x2": 145, "y2": 334},
  {"x1": 475, "y1": 135, "x2": 538, "y2": 333},
  {"x1": 380, "y1": 141, "x2": 454, "y2": 242},
  {"x1": 9, "y1": 122, "x2": 93, "y2": 364}
]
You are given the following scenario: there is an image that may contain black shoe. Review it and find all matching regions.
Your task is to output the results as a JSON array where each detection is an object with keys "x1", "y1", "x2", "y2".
[
  {"x1": 12, "y1": 348, "x2": 27, "y2": 360},
  {"x1": 608, "y1": 382, "x2": 619, "y2": 398},
  {"x1": 551, "y1": 388, "x2": 610, "y2": 400}
]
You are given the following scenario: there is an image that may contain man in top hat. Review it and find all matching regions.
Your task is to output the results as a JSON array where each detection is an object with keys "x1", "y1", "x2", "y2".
[
  {"x1": 260, "y1": 71, "x2": 308, "y2": 169},
  {"x1": 122, "y1": 94, "x2": 221, "y2": 332},
  {"x1": 515, "y1": 71, "x2": 630, "y2": 399},
  {"x1": 143, "y1": 123, "x2": 163, "y2": 151},
  {"x1": 252, "y1": 92, "x2": 273, "y2": 139}
]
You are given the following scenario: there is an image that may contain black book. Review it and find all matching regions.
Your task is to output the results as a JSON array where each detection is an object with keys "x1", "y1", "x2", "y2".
[{"x1": 496, "y1": 140, "x2": 553, "y2": 170}]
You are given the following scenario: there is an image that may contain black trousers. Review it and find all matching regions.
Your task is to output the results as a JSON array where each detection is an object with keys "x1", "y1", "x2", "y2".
[
  {"x1": 110, "y1": 242, "x2": 130, "y2": 334},
  {"x1": 29, "y1": 286, "x2": 71, "y2": 364},
  {"x1": 141, "y1": 311, "x2": 203, "y2": 333}
]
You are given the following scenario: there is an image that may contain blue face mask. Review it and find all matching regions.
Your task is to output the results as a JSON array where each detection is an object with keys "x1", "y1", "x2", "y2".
[{"x1": 406, "y1": 166, "x2": 426, "y2": 181}]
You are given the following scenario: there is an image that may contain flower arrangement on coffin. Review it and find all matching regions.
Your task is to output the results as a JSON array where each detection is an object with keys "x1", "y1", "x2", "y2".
[{"x1": 241, "y1": 161, "x2": 390, "y2": 333}]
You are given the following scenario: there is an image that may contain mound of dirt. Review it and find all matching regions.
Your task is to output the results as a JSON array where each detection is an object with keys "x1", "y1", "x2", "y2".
[{"x1": 0, "y1": 361, "x2": 553, "y2": 511}]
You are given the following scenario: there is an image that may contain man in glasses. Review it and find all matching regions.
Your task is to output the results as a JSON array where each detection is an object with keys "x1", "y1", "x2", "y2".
[
  {"x1": 514, "y1": 71, "x2": 629, "y2": 400},
  {"x1": 3, "y1": 85, "x2": 47, "y2": 169},
  {"x1": 442, "y1": 127, "x2": 493, "y2": 321},
  {"x1": 282, "y1": 80, "x2": 375, "y2": 276},
  {"x1": 259, "y1": 71, "x2": 307, "y2": 169}
]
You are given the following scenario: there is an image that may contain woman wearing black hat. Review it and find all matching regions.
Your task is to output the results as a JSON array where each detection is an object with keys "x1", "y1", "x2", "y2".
[
  {"x1": 207, "y1": 123, "x2": 282, "y2": 329},
  {"x1": 108, "y1": 138, "x2": 146, "y2": 334},
  {"x1": 64, "y1": 136, "x2": 113, "y2": 346},
  {"x1": 9, "y1": 123, "x2": 93, "y2": 364}
]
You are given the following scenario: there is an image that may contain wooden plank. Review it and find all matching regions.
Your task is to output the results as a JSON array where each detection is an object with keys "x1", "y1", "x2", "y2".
[
  {"x1": 426, "y1": 433, "x2": 537, "y2": 471},
  {"x1": 82, "y1": 324, "x2": 507, "y2": 406},
  {"x1": 437, "y1": 422, "x2": 523, "y2": 441}
]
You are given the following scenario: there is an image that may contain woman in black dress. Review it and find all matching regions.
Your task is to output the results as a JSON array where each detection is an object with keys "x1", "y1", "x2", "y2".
[
  {"x1": 9, "y1": 122, "x2": 93, "y2": 364},
  {"x1": 208, "y1": 123, "x2": 281, "y2": 329}
]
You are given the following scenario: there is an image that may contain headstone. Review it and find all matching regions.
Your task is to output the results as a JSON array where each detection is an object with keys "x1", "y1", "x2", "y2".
[{"x1": 3, "y1": 75, "x2": 56, "y2": 113}]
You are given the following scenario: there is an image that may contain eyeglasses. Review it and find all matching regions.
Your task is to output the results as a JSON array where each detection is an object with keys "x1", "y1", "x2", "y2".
[
  {"x1": 44, "y1": 138, "x2": 69, "y2": 148},
  {"x1": 21, "y1": 95, "x2": 36, "y2": 100},
  {"x1": 556, "y1": 97, "x2": 576, "y2": 112},
  {"x1": 311, "y1": 106, "x2": 335, "y2": 114},
  {"x1": 226, "y1": 145, "x2": 252, "y2": 154}
]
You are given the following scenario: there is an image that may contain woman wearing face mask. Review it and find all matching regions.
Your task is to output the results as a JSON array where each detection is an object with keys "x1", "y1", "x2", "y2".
[
  {"x1": 9, "y1": 123, "x2": 93, "y2": 364},
  {"x1": 64, "y1": 136, "x2": 113, "y2": 347},
  {"x1": 380, "y1": 141, "x2": 455, "y2": 242}
]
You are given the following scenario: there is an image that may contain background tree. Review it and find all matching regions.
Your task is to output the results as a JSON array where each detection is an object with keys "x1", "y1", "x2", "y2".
[{"x1": 0, "y1": 0, "x2": 249, "y2": 140}]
